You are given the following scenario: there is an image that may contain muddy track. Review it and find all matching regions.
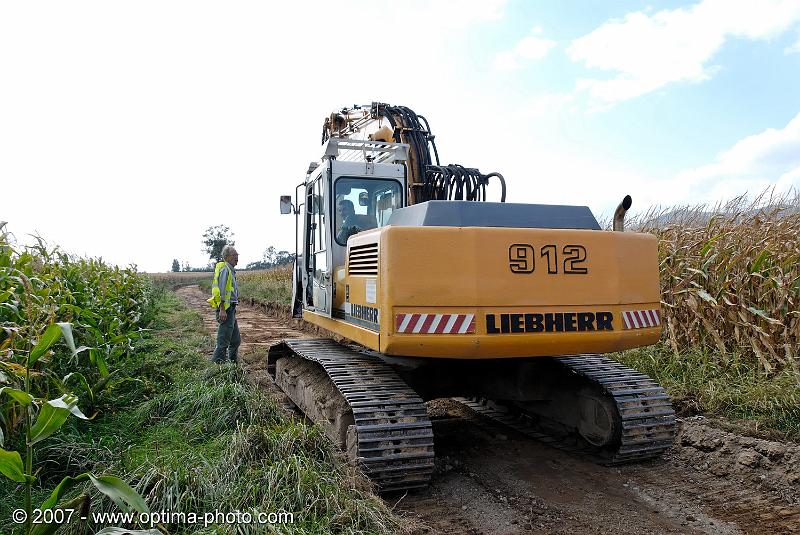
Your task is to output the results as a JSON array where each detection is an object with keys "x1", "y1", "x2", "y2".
[{"x1": 176, "y1": 285, "x2": 800, "y2": 535}]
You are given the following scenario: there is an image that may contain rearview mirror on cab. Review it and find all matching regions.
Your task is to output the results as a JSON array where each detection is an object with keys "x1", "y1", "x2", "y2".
[
  {"x1": 358, "y1": 191, "x2": 369, "y2": 207},
  {"x1": 280, "y1": 195, "x2": 293, "y2": 214}
]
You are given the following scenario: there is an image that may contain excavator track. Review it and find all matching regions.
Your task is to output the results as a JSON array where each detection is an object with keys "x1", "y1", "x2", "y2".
[
  {"x1": 268, "y1": 338, "x2": 435, "y2": 493},
  {"x1": 457, "y1": 354, "x2": 676, "y2": 464}
]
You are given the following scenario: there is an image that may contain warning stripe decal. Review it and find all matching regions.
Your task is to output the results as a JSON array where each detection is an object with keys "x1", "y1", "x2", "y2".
[
  {"x1": 395, "y1": 313, "x2": 476, "y2": 334},
  {"x1": 622, "y1": 309, "x2": 661, "y2": 329}
]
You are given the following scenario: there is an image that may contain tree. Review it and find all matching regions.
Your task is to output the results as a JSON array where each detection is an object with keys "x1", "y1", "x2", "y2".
[
  {"x1": 202, "y1": 225, "x2": 235, "y2": 262},
  {"x1": 263, "y1": 246, "x2": 277, "y2": 265},
  {"x1": 243, "y1": 246, "x2": 295, "y2": 270},
  {"x1": 171, "y1": 259, "x2": 180, "y2": 272},
  {"x1": 275, "y1": 250, "x2": 294, "y2": 266}
]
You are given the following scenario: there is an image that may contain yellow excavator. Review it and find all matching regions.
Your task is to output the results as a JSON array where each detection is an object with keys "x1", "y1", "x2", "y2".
[{"x1": 269, "y1": 102, "x2": 675, "y2": 492}]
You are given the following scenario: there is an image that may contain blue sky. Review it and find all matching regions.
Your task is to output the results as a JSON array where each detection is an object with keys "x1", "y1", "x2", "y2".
[
  {"x1": 471, "y1": 1, "x2": 800, "y2": 175},
  {"x1": 2, "y1": 0, "x2": 800, "y2": 271}
]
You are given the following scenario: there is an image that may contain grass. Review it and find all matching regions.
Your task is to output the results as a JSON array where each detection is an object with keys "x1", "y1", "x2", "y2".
[
  {"x1": 1, "y1": 288, "x2": 406, "y2": 534},
  {"x1": 617, "y1": 342, "x2": 800, "y2": 438}
]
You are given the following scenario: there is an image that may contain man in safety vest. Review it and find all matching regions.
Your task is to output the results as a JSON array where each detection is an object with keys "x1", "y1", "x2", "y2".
[{"x1": 208, "y1": 245, "x2": 240, "y2": 363}]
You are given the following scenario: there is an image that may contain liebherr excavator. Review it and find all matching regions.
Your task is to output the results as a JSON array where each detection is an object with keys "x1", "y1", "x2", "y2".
[{"x1": 269, "y1": 102, "x2": 676, "y2": 492}]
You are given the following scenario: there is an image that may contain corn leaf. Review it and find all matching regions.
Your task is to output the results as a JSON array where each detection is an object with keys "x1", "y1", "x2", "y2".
[
  {"x1": 58, "y1": 322, "x2": 77, "y2": 355},
  {"x1": 89, "y1": 348, "x2": 110, "y2": 377},
  {"x1": 87, "y1": 474, "x2": 150, "y2": 514},
  {"x1": 39, "y1": 474, "x2": 88, "y2": 510},
  {"x1": 700, "y1": 236, "x2": 719, "y2": 257},
  {"x1": 696, "y1": 290, "x2": 717, "y2": 305},
  {"x1": 29, "y1": 395, "x2": 89, "y2": 445},
  {"x1": 29, "y1": 404, "x2": 69, "y2": 445},
  {"x1": 29, "y1": 323, "x2": 64, "y2": 365},
  {"x1": 0, "y1": 447, "x2": 33, "y2": 483},
  {"x1": 41, "y1": 473, "x2": 149, "y2": 515},
  {"x1": 750, "y1": 249, "x2": 770, "y2": 273},
  {"x1": 62, "y1": 372, "x2": 94, "y2": 403},
  {"x1": 747, "y1": 306, "x2": 783, "y2": 326},
  {"x1": 52, "y1": 394, "x2": 90, "y2": 421},
  {"x1": 0, "y1": 386, "x2": 34, "y2": 406}
]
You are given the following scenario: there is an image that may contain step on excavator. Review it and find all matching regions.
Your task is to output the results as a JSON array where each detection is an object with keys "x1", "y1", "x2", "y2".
[{"x1": 269, "y1": 102, "x2": 676, "y2": 492}]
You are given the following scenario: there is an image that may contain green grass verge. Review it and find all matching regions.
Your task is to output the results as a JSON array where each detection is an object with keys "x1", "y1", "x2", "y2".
[
  {"x1": 1, "y1": 289, "x2": 404, "y2": 534},
  {"x1": 616, "y1": 342, "x2": 800, "y2": 438}
]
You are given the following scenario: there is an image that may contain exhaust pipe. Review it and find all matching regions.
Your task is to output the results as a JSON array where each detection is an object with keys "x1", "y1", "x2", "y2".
[{"x1": 613, "y1": 195, "x2": 632, "y2": 232}]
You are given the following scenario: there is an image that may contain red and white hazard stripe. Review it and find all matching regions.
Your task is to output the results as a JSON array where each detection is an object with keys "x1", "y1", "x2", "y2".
[
  {"x1": 395, "y1": 313, "x2": 476, "y2": 334},
  {"x1": 622, "y1": 309, "x2": 661, "y2": 329}
]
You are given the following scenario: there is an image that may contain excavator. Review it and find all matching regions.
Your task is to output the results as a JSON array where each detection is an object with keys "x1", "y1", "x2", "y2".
[{"x1": 269, "y1": 102, "x2": 675, "y2": 493}]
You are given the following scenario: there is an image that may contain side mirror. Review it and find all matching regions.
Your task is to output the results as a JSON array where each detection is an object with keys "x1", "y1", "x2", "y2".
[
  {"x1": 358, "y1": 191, "x2": 369, "y2": 207},
  {"x1": 280, "y1": 195, "x2": 293, "y2": 215}
]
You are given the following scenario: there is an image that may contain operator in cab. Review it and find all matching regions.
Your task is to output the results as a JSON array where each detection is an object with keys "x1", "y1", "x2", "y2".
[{"x1": 336, "y1": 199, "x2": 362, "y2": 243}]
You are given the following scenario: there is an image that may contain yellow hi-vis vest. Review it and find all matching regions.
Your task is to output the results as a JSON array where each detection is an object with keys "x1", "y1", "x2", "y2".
[{"x1": 207, "y1": 261, "x2": 234, "y2": 310}]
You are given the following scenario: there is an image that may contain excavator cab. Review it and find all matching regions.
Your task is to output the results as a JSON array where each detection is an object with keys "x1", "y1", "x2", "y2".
[{"x1": 290, "y1": 138, "x2": 408, "y2": 319}]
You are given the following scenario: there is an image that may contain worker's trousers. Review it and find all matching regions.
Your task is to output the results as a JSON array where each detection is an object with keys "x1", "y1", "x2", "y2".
[{"x1": 213, "y1": 303, "x2": 240, "y2": 363}]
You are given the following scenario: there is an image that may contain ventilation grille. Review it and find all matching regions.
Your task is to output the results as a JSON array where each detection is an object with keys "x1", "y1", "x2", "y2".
[{"x1": 348, "y1": 242, "x2": 378, "y2": 276}]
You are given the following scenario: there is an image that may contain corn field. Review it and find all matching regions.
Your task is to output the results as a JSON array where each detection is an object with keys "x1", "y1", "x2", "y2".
[
  {"x1": 633, "y1": 192, "x2": 800, "y2": 374},
  {"x1": 0, "y1": 226, "x2": 151, "y2": 389},
  {"x1": 0, "y1": 223, "x2": 153, "y2": 532}
]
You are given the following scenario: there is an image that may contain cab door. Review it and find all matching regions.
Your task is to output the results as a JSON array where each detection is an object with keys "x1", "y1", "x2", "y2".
[{"x1": 304, "y1": 170, "x2": 333, "y2": 316}]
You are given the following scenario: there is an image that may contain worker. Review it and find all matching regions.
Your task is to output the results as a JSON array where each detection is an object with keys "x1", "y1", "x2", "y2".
[
  {"x1": 336, "y1": 199, "x2": 360, "y2": 243},
  {"x1": 208, "y1": 245, "x2": 240, "y2": 364}
]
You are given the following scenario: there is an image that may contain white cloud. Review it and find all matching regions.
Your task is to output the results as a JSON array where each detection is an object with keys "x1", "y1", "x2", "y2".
[
  {"x1": 494, "y1": 26, "x2": 555, "y2": 70},
  {"x1": 786, "y1": 33, "x2": 800, "y2": 54},
  {"x1": 423, "y1": 0, "x2": 506, "y2": 25},
  {"x1": 568, "y1": 0, "x2": 800, "y2": 106},
  {"x1": 523, "y1": 92, "x2": 574, "y2": 117},
  {"x1": 494, "y1": 50, "x2": 521, "y2": 70},
  {"x1": 652, "y1": 111, "x2": 800, "y2": 205}
]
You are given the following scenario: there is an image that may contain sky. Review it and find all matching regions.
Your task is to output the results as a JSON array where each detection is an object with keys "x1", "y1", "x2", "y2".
[{"x1": 2, "y1": 0, "x2": 800, "y2": 272}]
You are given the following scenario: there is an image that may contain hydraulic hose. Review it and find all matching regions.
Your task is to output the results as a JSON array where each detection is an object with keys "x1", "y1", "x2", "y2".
[
  {"x1": 321, "y1": 102, "x2": 506, "y2": 203},
  {"x1": 422, "y1": 166, "x2": 506, "y2": 202}
]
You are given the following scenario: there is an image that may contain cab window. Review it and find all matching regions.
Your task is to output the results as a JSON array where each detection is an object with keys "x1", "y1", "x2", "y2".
[{"x1": 334, "y1": 177, "x2": 402, "y2": 245}]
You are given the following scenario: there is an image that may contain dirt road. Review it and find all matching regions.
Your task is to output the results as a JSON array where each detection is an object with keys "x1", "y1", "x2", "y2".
[{"x1": 176, "y1": 286, "x2": 800, "y2": 535}]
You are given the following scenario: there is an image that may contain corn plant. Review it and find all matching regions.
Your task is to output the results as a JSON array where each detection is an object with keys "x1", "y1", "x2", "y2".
[
  {"x1": 230, "y1": 266, "x2": 293, "y2": 305},
  {"x1": 0, "y1": 224, "x2": 155, "y2": 534},
  {"x1": 632, "y1": 191, "x2": 800, "y2": 374}
]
